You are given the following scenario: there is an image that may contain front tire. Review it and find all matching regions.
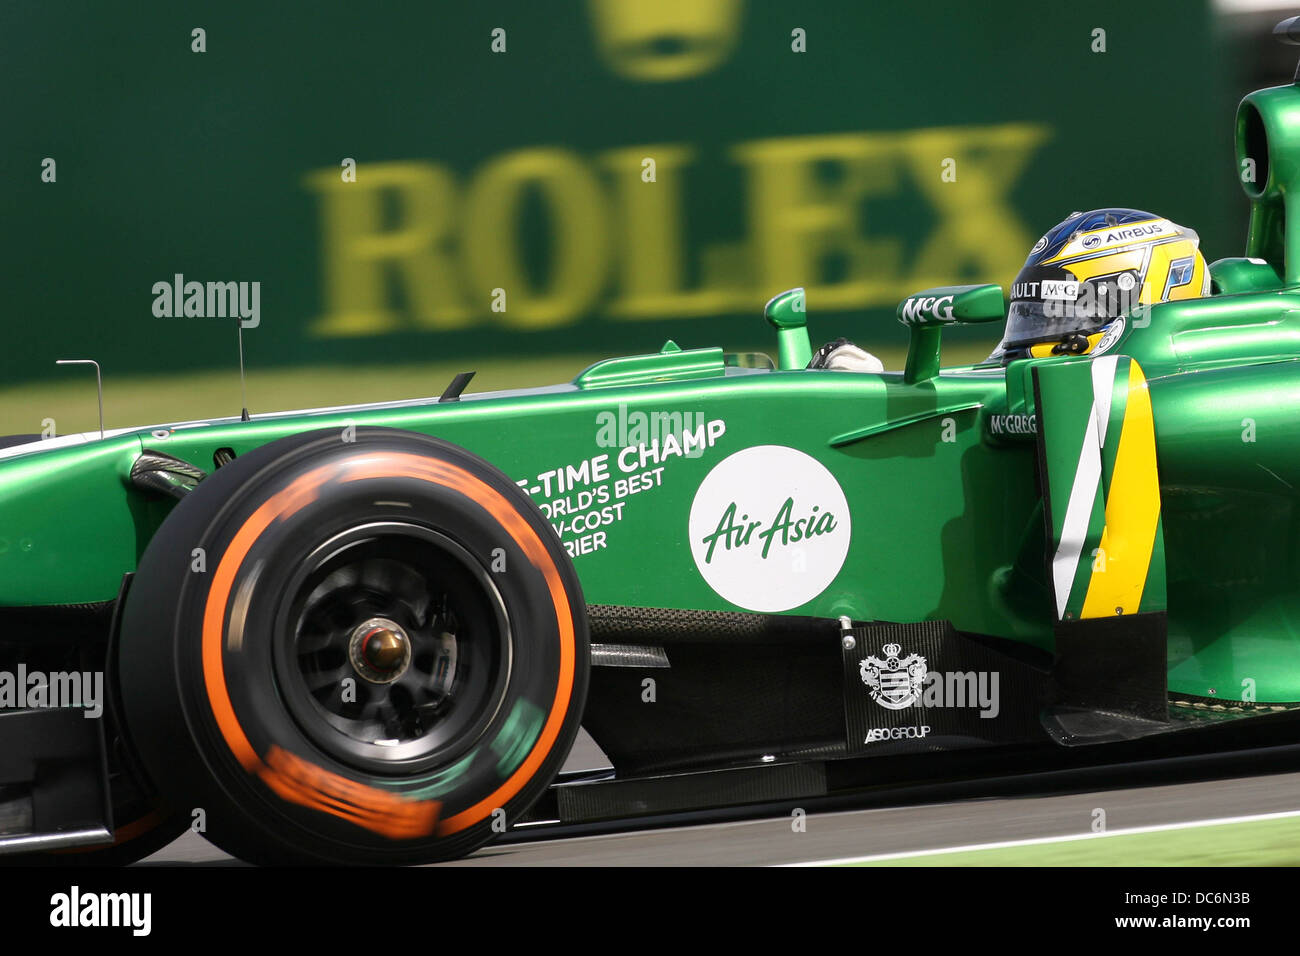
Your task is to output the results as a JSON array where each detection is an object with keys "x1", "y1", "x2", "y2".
[{"x1": 119, "y1": 427, "x2": 588, "y2": 865}]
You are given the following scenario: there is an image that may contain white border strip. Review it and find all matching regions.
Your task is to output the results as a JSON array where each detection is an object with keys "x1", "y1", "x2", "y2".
[
  {"x1": 1051, "y1": 406, "x2": 1102, "y2": 617},
  {"x1": 784, "y1": 807, "x2": 1300, "y2": 866},
  {"x1": 1091, "y1": 354, "x2": 1118, "y2": 447}
]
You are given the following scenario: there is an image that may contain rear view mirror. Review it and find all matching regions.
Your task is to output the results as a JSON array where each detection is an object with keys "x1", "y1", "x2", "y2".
[
  {"x1": 764, "y1": 288, "x2": 812, "y2": 370},
  {"x1": 896, "y1": 284, "x2": 1005, "y2": 383},
  {"x1": 897, "y1": 284, "x2": 1005, "y2": 327}
]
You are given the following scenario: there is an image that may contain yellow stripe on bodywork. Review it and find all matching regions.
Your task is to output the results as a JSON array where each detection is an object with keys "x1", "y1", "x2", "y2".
[{"x1": 1080, "y1": 361, "x2": 1160, "y2": 618}]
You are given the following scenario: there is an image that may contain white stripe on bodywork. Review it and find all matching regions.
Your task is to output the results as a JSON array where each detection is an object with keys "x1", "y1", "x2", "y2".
[
  {"x1": 1090, "y1": 355, "x2": 1117, "y2": 448},
  {"x1": 1050, "y1": 355, "x2": 1118, "y2": 618},
  {"x1": 0, "y1": 427, "x2": 139, "y2": 461}
]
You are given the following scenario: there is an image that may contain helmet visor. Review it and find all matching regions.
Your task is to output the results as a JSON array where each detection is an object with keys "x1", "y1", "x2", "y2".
[
  {"x1": 1001, "y1": 275, "x2": 1135, "y2": 349},
  {"x1": 1002, "y1": 299, "x2": 1085, "y2": 350}
]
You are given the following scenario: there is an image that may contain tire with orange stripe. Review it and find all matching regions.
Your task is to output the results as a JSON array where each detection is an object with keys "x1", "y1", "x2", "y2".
[{"x1": 118, "y1": 427, "x2": 589, "y2": 864}]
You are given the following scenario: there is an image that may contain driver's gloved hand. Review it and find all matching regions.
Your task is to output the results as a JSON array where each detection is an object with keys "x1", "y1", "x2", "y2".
[{"x1": 808, "y1": 338, "x2": 885, "y2": 372}]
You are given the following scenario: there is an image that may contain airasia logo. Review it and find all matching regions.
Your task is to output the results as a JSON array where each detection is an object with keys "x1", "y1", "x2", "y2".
[{"x1": 688, "y1": 446, "x2": 851, "y2": 612}]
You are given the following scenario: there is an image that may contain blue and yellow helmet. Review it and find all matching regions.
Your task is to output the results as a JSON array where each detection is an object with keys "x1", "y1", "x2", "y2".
[{"x1": 991, "y1": 208, "x2": 1210, "y2": 361}]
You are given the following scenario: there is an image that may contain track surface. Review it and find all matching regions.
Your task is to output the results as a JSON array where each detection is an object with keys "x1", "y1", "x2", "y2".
[{"x1": 138, "y1": 731, "x2": 1300, "y2": 866}]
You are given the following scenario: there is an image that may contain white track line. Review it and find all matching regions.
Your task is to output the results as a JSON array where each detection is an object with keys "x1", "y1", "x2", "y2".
[{"x1": 784, "y1": 807, "x2": 1300, "y2": 866}]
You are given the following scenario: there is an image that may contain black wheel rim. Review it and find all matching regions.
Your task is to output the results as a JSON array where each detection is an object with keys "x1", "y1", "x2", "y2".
[{"x1": 273, "y1": 521, "x2": 512, "y2": 774}]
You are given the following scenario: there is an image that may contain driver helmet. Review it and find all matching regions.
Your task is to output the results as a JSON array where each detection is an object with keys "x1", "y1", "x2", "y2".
[{"x1": 989, "y1": 207, "x2": 1210, "y2": 362}]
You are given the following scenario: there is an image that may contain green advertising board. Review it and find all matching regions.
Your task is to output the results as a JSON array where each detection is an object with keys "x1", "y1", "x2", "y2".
[{"x1": 4, "y1": 0, "x2": 1230, "y2": 384}]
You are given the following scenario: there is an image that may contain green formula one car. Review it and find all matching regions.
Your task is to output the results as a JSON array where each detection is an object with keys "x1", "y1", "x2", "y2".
[{"x1": 9, "y1": 25, "x2": 1300, "y2": 866}]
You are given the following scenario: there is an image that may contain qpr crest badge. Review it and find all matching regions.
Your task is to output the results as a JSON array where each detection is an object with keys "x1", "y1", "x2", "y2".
[{"x1": 859, "y1": 643, "x2": 927, "y2": 710}]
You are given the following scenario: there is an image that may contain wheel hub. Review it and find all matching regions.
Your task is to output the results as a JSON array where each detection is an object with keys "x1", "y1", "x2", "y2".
[
  {"x1": 276, "y1": 522, "x2": 512, "y2": 771},
  {"x1": 348, "y1": 617, "x2": 412, "y2": 684}
]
